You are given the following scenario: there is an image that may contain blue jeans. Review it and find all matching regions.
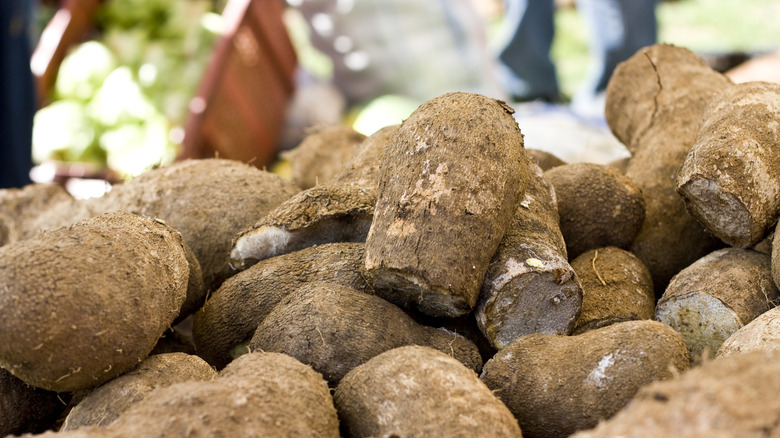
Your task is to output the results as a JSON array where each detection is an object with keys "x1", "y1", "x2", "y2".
[
  {"x1": 0, "y1": 0, "x2": 35, "y2": 188},
  {"x1": 496, "y1": 0, "x2": 657, "y2": 102}
]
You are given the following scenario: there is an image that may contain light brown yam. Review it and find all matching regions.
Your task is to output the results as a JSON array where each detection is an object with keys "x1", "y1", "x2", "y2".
[
  {"x1": 571, "y1": 350, "x2": 780, "y2": 438},
  {"x1": 229, "y1": 126, "x2": 397, "y2": 270},
  {"x1": 570, "y1": 247, "x2": 655, "y2": 335},
  {"x1": 677, "y1": 81, "x2": 780, "y2": 248},
  {"x1": 717, "y1": 306, "x2": 780, "y2": 358},
  {"x1": 481, "y1": 320, "x2": 689, "y2": 438},
  {"x1": 606, "y1": 44, "x2": 733, "y2": 295},
  {"x1": 477, "y1": 160, "x2": 582, "y2": 349},
  {"x1": 248, "y1": 282, "x2": 483, "y2": 384},
  {"x1": 526, "y1": 148, "x2": 566, "y2": 171},
  {"x1": 193, "y1": 242, "x2": 369, "y2": 369},
  {"x1": 0, "y1": 211, "x2": 189, "y2": 392},
  {"x1": 655, "y1": 248, "x2": 779, "y2": 362},
  {"x1": 545, "y1": 163, "x2": 645, "y2": 260},
  {"x1": 281, "y1": 124, "x2": 367, "y2": 189},
  {"x1": 62, "y1": 353, "x2": 217, "y2": 430},
  {"x1": 363, "y1": 92, "x2": 529, "y2": 318},
  {"x1": 0, "y1": 368, "x2": 66, "y2": 437},
  {"x1": 95, "y1": 159, "x2": 299, "y2": 290},
  {"x1": 334, "y1": 346, "x2": 522, "y2": 438}
]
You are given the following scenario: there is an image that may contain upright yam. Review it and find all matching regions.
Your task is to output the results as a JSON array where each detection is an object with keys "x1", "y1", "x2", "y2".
[
  {"x1": 570, "y1": 247, "x2": 655, "y2": 335},
  {"x1": 480, "y1": 320, "x2": 689, "y2": 438},
  {"x1": 0, "y1": 211, "x2": 190, "y2": 392},
  {"x1": 364, "y1": 92, "x2": 530, "y2": 318},
  {"x1": 230, "y1": 126, "x2": 397, "y2": 269},
  {"x1": 655, "y1": 248, "x2": 779, "y2": 361},
  {"x1": 677, "y1": 81, "x2": 780, "y2": 248},
  {"x1": 477, "y1": 161, "x2": 582, "y2": 349},
  {"x1": 248, "y1": 282, "x2": 483, "y2": 384},
  {"x1": 606, "y1": 44, "x2": 733, "y2": 295},
  {"x1": 194, "y1": 242, "x2": 369, "y2": 369},
  {"x1": 334, "y1": 346, "x2": 522, "y2": 438}
]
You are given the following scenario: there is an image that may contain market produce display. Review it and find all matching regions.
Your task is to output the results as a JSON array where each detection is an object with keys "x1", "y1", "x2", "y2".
[{"x1": 4, "y1": 41, "x2": 780, "y2": 437}]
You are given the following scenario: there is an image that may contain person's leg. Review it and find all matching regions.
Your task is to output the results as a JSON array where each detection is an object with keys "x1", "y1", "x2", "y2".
[
  {"x1": 495, "y1": 0, "x2": 559, "y2": 101},
  {"x1": 0, "y1": 0, "x2": 35, "y2": 188},
  {"x1": 575, "y1": 0, "x2": 657, "y2": 101}
]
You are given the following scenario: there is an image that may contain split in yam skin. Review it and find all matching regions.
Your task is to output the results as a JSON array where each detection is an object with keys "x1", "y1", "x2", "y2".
[
  {"x1": 0, "y1": 368, "x2": 67, "y2": 437},
  {"x1": 717, "y1": 305, "x2": 780, "y2": 358},
  {"x1": 364, "y1": 92, "x2": 531, "y2": 318},
  {"x1": 229, "y1": 126, "x2": 397, "y2": 271},
  {"x1": 571, "y1": 350, "x2": 780, "y2": 438},
  {"x1": 0, "y1": 211, "x2": 190, "y2": 392},
  {"x1": 248, "y1": 282, "x2": 483, "y2": 384},
  {"x1": 655, "y1": 247, "x2": 779, "y2": 362},
  {"x1": 281, "y1": 124, "x2": 367, "y2": 190},
  {"x1": 477, "y1": 160, "x2": 582, "y2": 349},
  {"x1": 544, "y1": 163, "x2": 645, "y2": 260},
  {"x1": 570, "y1": 247, "x2": 655, "y2": 335},
  {"x1": 677, "y1": 81, "x2": 780, "y2": 248},
  {"x1": 194, "y1": 242, "x2": 370, "y2": 369},
  {"x1": 62, "y1": 353, "x2": 217, "y2": 430},
  {"x1": 480, "y1": 320, "x2": 689, "y2": 438},
  {"x1": 606, "y1": 44, "x2": 733, "y2": 295},
  {"x1": 334, "y1": 345, "x2": 523, "y2": 438}
]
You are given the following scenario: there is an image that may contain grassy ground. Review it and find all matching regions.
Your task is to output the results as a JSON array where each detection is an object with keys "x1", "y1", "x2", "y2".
[{"x1": 552, "y1": 0, "x2": 780, "y2": 98}]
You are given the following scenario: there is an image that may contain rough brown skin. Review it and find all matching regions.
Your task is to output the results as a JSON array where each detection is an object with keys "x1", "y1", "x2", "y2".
[
  {"x1": 526, "y1": 148, "x2": 566, "y2": 171},
  {"x1": 249, "y1": 282, "x2": 483, "y2": 384},
  {"x1": 193, "y1": 242, "x2": 370, "y2": 369},
  {"x1": 717, "y1": 306, "x2": 780, "y2": 358},
  {"x1": 334, "y1": 346, "x2": 522, "y2": 438},
  {"x1": 0, "y1": 211, "x2": 189, "y2": 392},
  {"x1": 0, "y1": 183, "x2": 86, "y2": 244},
  {"x1": 0, "y1": 368, "x2": 67, "y2": 436},
  {"x1": 606, "y1": 44, "x2": 733, "y2": 296},
  {"x1": 477, "y1": 160, "x2": 582, "y2": 349},
  {"x1": 545, "y1": 163, "x2": 645, "y2": 260},
  {"x1": 772, "y1": 226, "x2": 780, "y2": 287},
  {"x1": 92, "y1": 159, "x2": 300, "y2": 290},
  {"x1": 481, "y1": 320, "x2": 689, "y2": 438},
  {"x1": 229, "y1": 126, "x2": 397, "y2": 270},
  {"x1": 677, "y1": 81, "x2": 780, "y2": 248},
  {"x1": 570, "y1": 247, "x2": 655, "y2": 335},
  {"x1": 571, "y1": 350, "x2": 780, "y2": 438},
  {"x1": 281, "y1": 124, "x2": 367, "y2": 189},
  {"x1": 62, "y1": 353, "x2": 217, "y2": 430},
  {"x1": 655, "y1": 247, "x2": 779, "y2": 362},
  {"x1": 364, "y1": 92, "x2": 530, "y2": 318}
]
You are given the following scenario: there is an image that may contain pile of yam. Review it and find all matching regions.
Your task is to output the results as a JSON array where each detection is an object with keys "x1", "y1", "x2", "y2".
[{"x1": 4, "y1": 44, "x2": 780, "y2": 437}]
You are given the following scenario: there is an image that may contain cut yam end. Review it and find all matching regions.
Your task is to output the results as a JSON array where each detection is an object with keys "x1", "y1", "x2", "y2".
[{"x1": 678, "y1": 176, "x2": 754, "y2": 248}]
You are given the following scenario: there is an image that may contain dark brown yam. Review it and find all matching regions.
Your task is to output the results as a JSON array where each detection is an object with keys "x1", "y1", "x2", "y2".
[
  {"x1": 193, "y1": 242, "x2": 369, "y2": 369},
  {"x1": 364, "y1": 92, "x2": 530, "y2": 318},
  {"x1": 0, "y1": 368, "x2": 66, "y2": 437},
  {"x1": 477, "y1": 161, "x2": 582, "y2": 349}
]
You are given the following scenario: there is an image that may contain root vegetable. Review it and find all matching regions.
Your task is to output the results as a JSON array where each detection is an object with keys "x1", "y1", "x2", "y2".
[
  {"x1": 526, "y1": 148, "x2": 566, "y2": 171},
  {"x1": 0, "y1": 211, "x2": 190, "y2": 392},
  {"x1": 0, "y1": 368, "x2": 66, "y2": 436},
  {"x1": 655, "y1": 247, "x2": 779, "y2": 362},
  {"x1": 281, "y1": 124, "x2": 367, "y2": 189},
  {"x1": 248, "y1": 282, "x2": 483, "y2": 384},
  {"x1": 477, "y1": 160, "x2": 582, "y2": 348},
  {"x1": 334, "y1": 345, "x2": 522, "y2": 438},
  {"x1": 677, "y1": 81, "x2": 780, "y2": 248},
  {"x1": 570, "y1": 247, "x2": 655, "y2": 335},
  {"x1": 717, "y1": 306, "x2": 780, "y2": 358},
  {"x1": 481, "y1": 320, "x2": 689, "y2": 438}
]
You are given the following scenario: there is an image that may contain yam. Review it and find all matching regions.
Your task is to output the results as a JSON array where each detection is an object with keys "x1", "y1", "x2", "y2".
[
  {"x1": 571, "y1": 350, "x2": 780, "y2": 438},
  {"x1": 606, "y1": 44, "x2": 733, "y2": 295},
  {"x1": 570, "y1": 247, "x2": 655, "y2": 335},
  {"x1": 364, "y1": 92, "x2": 530, "y2": 317},
  {"x1": 281, "y1": 124, "x2": 367, "y2": 189},
  {"x1": 248, "y1": 282, "x2": 483, "y2": 384},
  {"x1": 477, "y1": 160, "x2": 582, "y2": 349},
  {"x1": 481, "y1": 320, "x2": 689, "y2": 438},
  {"x1": 62, "y1": 353, "x2": 217, "y2": 430},
  {"x1": 0, "y1": 368, "x2": 66, "y2": 436},
  {"x1": 334, "y1": 345, "x2": 522, "y2": 438},
  {"x1": 544, "y1": 163, "x2": 645, "y2": 259},
  {"x1": 526, "y1": 148, "x2": 566, "y2": 171},
  {"x1": 0, "y1": 211, "x2": 189, "y2": 392},
  {"x1": 677, "y1": 81, "x2": 780, "y2": 248},
  {"x1": 0, "y1": 183, "x2": 88, "y2": 244},
  {"x1": 193, "y1": 242, "x2": 370, "y2": 369},
  {"x1": 717, "y1": 306, "x2": 780, "y2": 358},
  {"x1": 655, "y1": 247, "x2": 779, "y2": 361}
]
